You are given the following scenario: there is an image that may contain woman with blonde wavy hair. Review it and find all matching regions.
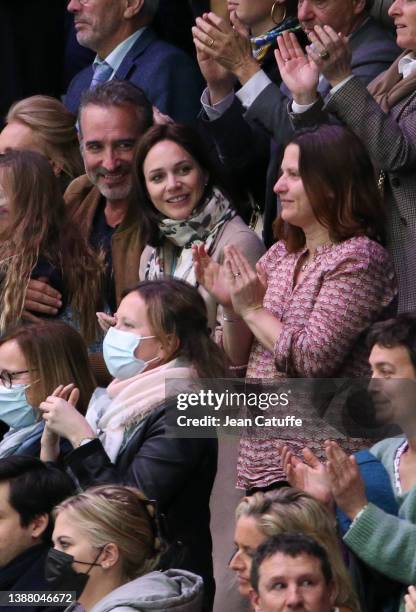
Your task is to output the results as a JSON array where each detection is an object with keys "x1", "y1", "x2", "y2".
[
  {"x1": 48, "y1": 485, "x2": 203, "y2": 612},
  {"x1": 0, "y1": 149, "x2": 102, "y2": 344},
  {"x1": 0, "y1": 95, "x2": 83, "y2": 190},
  {"x1": 230, "y1": 487, "x2": 359, "y2": 612}
]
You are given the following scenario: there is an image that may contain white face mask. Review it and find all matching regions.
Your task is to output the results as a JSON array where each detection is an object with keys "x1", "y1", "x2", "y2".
[{"x1": 103, "y1": 326, "x2": 159, "y2": 380}]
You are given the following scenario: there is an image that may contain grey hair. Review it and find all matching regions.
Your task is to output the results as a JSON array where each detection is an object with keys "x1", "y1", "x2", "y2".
[{"x1": 78, "y1": 80, "x2": 153, "y2": 138}]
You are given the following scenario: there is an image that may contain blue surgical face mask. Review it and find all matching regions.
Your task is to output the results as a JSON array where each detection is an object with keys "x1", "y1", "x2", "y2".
[
  {"x1": 103, "y1": 326, "x2": 159, "y2": 380},
  {"x1": 0, "y1": 384, "x2": 37, "y2": 429}
]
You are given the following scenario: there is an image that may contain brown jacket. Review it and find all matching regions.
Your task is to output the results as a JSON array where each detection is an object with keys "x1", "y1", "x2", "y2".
[{"x1": 64, "y1": 174, "x2": 143, "y2": 306}]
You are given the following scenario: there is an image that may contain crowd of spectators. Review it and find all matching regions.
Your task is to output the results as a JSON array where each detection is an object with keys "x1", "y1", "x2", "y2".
[{"x1": 0, "y1": 1, "x2": 415, "y2": 611}]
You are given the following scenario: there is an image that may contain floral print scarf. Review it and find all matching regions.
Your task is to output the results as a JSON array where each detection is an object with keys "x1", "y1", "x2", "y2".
[
  {"x1": 145, "y1": 186, "x2": 235, "y2": 286},
  {"x1": 251, "y1": 17, "x2": 301, "y2": 63}
]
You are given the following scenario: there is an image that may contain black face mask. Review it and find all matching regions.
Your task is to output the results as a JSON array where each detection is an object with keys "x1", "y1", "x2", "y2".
[{"x1": 45, "y1": 548, "x2": 103, "y2": 599}]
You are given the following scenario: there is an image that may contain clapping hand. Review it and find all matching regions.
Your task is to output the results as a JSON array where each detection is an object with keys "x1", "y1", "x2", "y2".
[
  {"x1": 223, "y1": 246, "x2": 267, "y2": 318},
  {"x1": 40, "y1": 384, "x2": 95, "y2": 449},
  {"x1": 307, "y1": 25, "x2": 352, "y2": 87},
  {"x1": 325, "y1": 441, "x2": 367, "y2": 520},
  {"x1": 192, "y1": 12, "x2": 258, "y2": 83},
  {"x1": 195, "y1": 45, "x2": 235, "y2": 103},
  {"x1": 275, "y1": 31, "x2": 319, "y2": 105},
  {"x1": 405, "y1": 586, "x2": 416, "y2": 612},
  {"x1": 193, "y1": 13, "x2": 236, "y2": 102},
  {"x1": 281, "y1": 445, "x2": 333, "y2": 507},
  {"x1": 193, "y1": 243, "x2": 232, "y2": 308},
  {"x1": 40, "y1": 384, "x2": 77, "y2": 461}
]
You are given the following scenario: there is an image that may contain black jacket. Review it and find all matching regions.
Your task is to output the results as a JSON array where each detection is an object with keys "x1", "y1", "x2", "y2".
[
  {"x1": 64, "y1": 400, "x2": 217, "y2": 610},
  {"x1": 0, "y1": 544, "x2": 65, "y2": 612}
]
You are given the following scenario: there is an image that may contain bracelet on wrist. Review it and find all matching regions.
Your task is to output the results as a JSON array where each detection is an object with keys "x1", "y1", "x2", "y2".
[
  {"x1": 223, "y1": 312, "x2": 242, "y2": 322},
  {"x1": 242, "y1": 304, "x2": 263, "y2": 316}
]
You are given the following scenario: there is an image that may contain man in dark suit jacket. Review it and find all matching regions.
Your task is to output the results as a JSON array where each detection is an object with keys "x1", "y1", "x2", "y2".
[
  {"x1": 65, "y1": 0, "x2": 202, "y2": 123},
  {"x1": 195, "y1": 0, "x2": 400, "y2": 246},
  {"x1": 0, "y1": 457, "x2": 74, "y2": 612}
]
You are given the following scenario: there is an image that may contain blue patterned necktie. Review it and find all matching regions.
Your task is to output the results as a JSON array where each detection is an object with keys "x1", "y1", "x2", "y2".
[{"x1": 90, "y1": 60, "x2": 113, "y2": 89}]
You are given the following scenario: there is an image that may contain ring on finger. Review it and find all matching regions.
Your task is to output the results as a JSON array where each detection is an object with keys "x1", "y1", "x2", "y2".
[
  {"x1": 208, "y1": 37, "x2": 215, "y2": 47},
  {"x1": 233, "y1": 272, "x2": 241, "y2": 278},
  {"x1": 319, "y1": 49, "x2": 330, "y2": 60}
]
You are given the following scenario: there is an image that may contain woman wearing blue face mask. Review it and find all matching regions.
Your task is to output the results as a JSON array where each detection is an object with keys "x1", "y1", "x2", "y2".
[
  {"x1": 0, "y1": 320, "x2": 95, "y2": 458},
  {"x1": 40, "y1": 278, "x2": 225, "y2": 611}
]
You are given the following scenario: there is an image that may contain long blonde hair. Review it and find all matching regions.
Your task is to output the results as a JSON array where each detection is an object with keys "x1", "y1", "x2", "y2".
[
  {"x1": 6, "y1": 95, "x2": 83, "y2": 181},
  {"x1": 236, "y1": 488, "x2": 360, "y2": 612},
  {"x1": 0, "y1": 150, "x2": 102, "y2": 343},
  {"x1": 54, "y1": 485, "x2": 163, "y2": 580}
]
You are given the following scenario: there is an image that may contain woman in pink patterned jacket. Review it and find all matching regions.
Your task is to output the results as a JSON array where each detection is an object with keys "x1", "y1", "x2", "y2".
[{"x1": 194, "y1": 124, "x2": 398, "y2": 492}]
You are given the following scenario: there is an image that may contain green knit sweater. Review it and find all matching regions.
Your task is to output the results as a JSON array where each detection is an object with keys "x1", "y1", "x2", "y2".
[{"x1": 343, "y1": 436, "x2": 416, "y2": 611}]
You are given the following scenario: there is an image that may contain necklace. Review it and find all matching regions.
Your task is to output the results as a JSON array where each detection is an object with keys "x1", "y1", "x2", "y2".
[
  {"x1": 300, "y1": 242, "x2": 333, "y2": 272},
  {"x1": 300, "y1": 252, "x2": 318, "y2": 272},
  {"x1": 300, "y1": 256, "x2": 314, "y2": 272}
]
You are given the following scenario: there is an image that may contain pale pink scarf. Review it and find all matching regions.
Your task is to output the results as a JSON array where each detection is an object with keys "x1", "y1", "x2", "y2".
[{"x1": 87, "y1": 359, "x2": 195, "y2": 462}]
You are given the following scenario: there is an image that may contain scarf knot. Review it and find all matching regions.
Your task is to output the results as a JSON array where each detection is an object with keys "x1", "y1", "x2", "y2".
[
  {"x1": 86, "y1": 359, "x2": 196, "y2": 463},
  {"x1": 251, "y1": 17, "x2": 301, "y2": 63},
  {"x1": 145, "y1": 186, "x2": 235, "y2": 285}
]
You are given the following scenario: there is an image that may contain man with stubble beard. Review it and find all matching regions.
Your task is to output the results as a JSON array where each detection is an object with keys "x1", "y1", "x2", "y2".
[{"x1": 24, "y1": 81, "x2": 153, "y2": 326}]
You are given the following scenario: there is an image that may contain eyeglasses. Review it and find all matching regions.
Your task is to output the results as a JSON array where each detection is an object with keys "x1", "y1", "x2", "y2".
[{"x1": 0, "y1": 370, "x2": 35, "y2": 389}]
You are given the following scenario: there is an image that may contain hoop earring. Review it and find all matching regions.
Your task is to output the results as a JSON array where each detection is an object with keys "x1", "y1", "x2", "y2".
[{"x1": 270, "y1": 2, "x2": 287, "y2": 25}]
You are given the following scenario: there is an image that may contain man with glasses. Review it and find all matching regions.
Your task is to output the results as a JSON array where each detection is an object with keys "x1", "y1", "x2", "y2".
[{"x1": 64, "y1": 0, "x2": 202, "y2": 123}]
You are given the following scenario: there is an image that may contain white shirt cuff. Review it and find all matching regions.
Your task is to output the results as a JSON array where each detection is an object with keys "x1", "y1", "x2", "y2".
[
  {"x1": 201, "y1": 88, "x2": 235, "y2": 121},
  {"x1": 349, "y1": 504, "x2": 369, "y2": 529},
  {"x1": 236, "y1": 70, "x2": 272, "y2": 109},
  {"x1": 291, "y1": 99, "x2": 318, "y2": 114},
  {"x1": 330, "y1": 74, "x2": 355, "y2": 95}
]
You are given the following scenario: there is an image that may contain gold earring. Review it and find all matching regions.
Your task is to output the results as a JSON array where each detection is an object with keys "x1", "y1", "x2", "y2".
[{"x1": 270, "y1": 2, "x2": 287, "y2": 25}]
